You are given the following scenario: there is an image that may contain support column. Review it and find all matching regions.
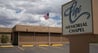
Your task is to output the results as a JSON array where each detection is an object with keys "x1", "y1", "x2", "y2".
[{"x1": 67, "y1": 35, "x2": 90, "y2": 53}]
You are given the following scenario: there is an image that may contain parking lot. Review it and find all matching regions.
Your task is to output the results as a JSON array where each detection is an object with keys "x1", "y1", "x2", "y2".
[
  {"x1": 0, "y1": 46, "x2": 69, "y2": 53},
  {"x1": 0, "y1": 46, "x2": 23, "y2": 53},
  {"x1": 0, "y1": 44, "x2": 98, "y2": 53},
  {"x1": 0, "y1": 44, "x2": 69, "y2": 53}
]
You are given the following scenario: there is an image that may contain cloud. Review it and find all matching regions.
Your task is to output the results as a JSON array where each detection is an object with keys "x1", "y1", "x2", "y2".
[
  {"x1": 0, "y1": 0, "x2": 72, "y2": 28},
  {"x1": 0, "y1": 8, "x2": 18, "y2": 27},
  {"x1": 24, "y1": 0, "x2": 71, "y2": 14},
  {"x1": 0, "y1": 17, "x2": 17, "y2": 26}
]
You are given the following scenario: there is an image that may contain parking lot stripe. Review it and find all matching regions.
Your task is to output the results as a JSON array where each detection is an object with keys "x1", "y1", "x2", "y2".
[
  {"x1": 39, "y1": 47, "x2": 48, "y2": 50},
  {"x1": 51, "y1": 46, "x2": 65, "y2": 49},
  {"x1": 18, "y1": 46, "x2": 24, "y2": 51}
]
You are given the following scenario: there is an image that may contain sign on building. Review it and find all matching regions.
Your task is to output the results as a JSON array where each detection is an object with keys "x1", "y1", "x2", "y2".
[{"x1": 62, "y1": 0, "x2": 93, "y2": 35}]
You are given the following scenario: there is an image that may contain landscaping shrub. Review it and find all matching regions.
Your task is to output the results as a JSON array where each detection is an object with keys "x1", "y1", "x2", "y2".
[{"x1": 1, "y1": 35, "x2": 9, "y2": 43}]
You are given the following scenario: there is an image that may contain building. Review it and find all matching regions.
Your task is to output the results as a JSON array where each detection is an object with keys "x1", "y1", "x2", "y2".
[{"x1": 0, "y1": 25, "x2": 69, "y2": 46}]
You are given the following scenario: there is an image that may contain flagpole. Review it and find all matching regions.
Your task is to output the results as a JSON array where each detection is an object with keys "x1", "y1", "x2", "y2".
[
  {"x1": 43, "y1": 13, "x2": 50, "y2": 46},
  {"x1": 48, "y1": 24, "x2": 51, "y2": 46},
  {"x1": 39, "y1": 15, "x2": 41, "y2": 26}
]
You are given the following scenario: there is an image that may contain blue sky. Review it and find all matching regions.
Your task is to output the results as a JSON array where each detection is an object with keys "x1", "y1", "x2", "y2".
[{"x1": 0, "y1": 0, "x2": 71, "y2": 28}]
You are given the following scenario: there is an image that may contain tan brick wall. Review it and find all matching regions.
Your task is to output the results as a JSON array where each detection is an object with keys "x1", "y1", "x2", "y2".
[
  {"x1": 17, "y1": 32, "x2": 69, "y2": 45},
  {"x1": 50, "y1": 33, "x2": 62, "y2": 43},
  {"x1": 18, "y1": 32, "x2": 34, "y2": 45},
  {"x1": 35, "y1": 33, "x2": 49, "y2": 44}
]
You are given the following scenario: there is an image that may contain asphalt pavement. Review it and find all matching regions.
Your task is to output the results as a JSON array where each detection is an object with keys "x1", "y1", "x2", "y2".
[
  {"x1": 0, "y1": 46, "x2": 23, "y2": 53},
  {"x1": 23, "y1": 46, "x2": 69, "y2": 53},
  {"x1": 0, "y1": 44, "x2": 69, "y2": 53},
  {"x1": 0, "y1": 43, "x2": 98, "y2": 53}
]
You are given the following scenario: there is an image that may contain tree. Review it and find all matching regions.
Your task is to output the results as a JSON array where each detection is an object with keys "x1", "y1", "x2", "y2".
[{"x1": 1, "y1": 34, "x2": 9, "y2": 43}]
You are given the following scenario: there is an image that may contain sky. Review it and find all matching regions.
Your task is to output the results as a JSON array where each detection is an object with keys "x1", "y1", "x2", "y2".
[{"x1": 0, "y1": 0, "x2": 71, "y2": 28}]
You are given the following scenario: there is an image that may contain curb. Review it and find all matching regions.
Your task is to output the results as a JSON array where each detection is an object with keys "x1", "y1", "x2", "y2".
[
  {"x1": 38, "y1": 44, "x2": 49, "y2": 47},
  {"x1": 21, "y1": 45, "x2": 34, "y2": 47}
]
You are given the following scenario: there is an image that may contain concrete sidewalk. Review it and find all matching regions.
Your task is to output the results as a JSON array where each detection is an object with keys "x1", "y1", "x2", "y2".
[{"x1": 0, "y1": 43, "x2": 13, "y2": 48}]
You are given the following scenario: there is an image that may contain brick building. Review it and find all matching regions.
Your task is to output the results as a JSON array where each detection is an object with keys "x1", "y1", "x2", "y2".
[{"x1": 0, "y1": 25, "x2": 69, "y2": 46}]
